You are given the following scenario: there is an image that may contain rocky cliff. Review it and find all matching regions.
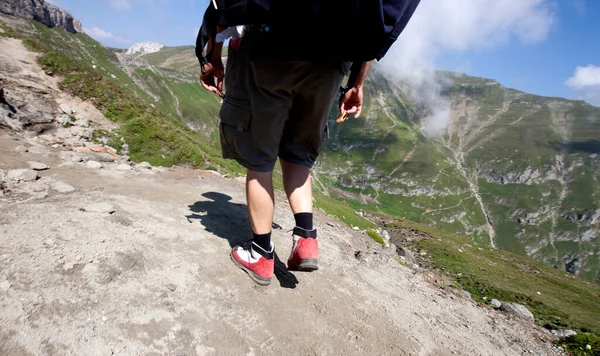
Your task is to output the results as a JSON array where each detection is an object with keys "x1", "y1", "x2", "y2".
[{"x1": 0, "y1": 0, "x2": 82, "y2": 33}]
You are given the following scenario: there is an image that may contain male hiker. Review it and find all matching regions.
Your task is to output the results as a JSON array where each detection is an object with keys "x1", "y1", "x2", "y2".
[{"x1": 197, "y1": 1, "x2": 420, "y2": 286}]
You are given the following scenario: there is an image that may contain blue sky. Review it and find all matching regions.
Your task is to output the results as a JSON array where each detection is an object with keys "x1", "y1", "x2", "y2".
[{"x1": 50, "y1": 0, "x2": 600, "y2": 106}]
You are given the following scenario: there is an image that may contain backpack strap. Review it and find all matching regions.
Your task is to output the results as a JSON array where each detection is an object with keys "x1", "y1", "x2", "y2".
[{"x1": 195, "y1": 3, "x2": 219, "y2": 73}]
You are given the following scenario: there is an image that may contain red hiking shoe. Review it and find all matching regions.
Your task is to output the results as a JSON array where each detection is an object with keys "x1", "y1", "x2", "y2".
[
  {"x1": 230, "y1": 241, "x2": 274, "y2": 286},
  {"x1": 287, "y1": 227, "x2": 319, "y2": 271}
]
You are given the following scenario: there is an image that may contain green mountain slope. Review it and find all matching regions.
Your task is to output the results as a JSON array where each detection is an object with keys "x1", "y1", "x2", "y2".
[
  {"x1": 130, "y1": 44, "x2": 600, "y2": 283},
  {"x1": 2, "y1": 11, "x2": 600, "y2": 341}
]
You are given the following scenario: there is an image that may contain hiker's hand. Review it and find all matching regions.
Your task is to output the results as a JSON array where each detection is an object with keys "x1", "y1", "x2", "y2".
[
  {"x1": 339, "y1": 86, "x2": 364, "y2": 118},
  {"x1": 200, "y1": 59, "x2": 224, "y2": 95}
]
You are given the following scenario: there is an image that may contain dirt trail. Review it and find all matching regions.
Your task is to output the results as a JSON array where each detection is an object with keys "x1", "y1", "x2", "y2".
[{"x1": 0, "y1": 37, "x2": 563, "y2": 355}]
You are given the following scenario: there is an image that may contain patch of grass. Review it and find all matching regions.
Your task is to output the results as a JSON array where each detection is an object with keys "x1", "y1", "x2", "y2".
[
  {"x1": 367, "y1": 229, "x2": 385, "y2": 245},
  {"x1": 386, "y1": 218, "x2": 600, "y2": 335},
  {"x1": 558, "y1": 334, "x2": 600, "y2": 356},
  {"x1": 314, "y1": 192, "x2": 376, "y2": 231}
]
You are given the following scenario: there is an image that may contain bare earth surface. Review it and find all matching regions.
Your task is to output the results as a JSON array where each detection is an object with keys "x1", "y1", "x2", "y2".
[{"x1": 0, "y1": 37, "x2": 564, "y2": 355}]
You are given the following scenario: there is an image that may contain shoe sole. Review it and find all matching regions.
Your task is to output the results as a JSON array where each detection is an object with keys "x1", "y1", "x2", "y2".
[
  {"x1": 288, "y1": 259, "x2": 319, "y2": 271},
  {"x1": 230, "y1": 252, "x2": 272, "y2": 286}
]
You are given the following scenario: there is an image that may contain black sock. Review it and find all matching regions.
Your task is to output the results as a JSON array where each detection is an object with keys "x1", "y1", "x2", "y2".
[
  {"x1": 294, "y1": 212, "x2": 313, "y2": 230},
  {"x1": 252, "y1": 231, "x2": 272, "y2": 251}
]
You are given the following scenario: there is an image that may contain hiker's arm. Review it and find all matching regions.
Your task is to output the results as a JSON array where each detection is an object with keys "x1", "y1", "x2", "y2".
[
  {"x1": 347, "y1": 61, "x2": 371, "y2": 90},
  {"x1": 339, "y1": 61, "x2": 372, "y2": 118},
  {"x1": 199, "y1": 27, "x2": 226, "y2": 95}
]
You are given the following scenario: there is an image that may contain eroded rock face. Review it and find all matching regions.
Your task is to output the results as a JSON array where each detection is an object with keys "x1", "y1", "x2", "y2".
[{"x1": 0, "y1": 0, "x2": 83, "y2": 33}]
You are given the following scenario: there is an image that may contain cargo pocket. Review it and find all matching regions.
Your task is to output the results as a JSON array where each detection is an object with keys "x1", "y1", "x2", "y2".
[{"x1": 218, "y1": 95, "x2": 251, "y2": 160}]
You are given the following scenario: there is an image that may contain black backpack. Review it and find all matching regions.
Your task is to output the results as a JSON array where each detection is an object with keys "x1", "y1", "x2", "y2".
[{"x1": 195, "y1": 0, "x2": 421, "y2": 67}]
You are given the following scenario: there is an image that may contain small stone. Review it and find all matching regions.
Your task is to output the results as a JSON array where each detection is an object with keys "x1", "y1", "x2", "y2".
[
  {"x1": 75, "y1": 120, "x2": 90, "y2": 127},
  {"x1": 490, "y1": 299, "x2": 502, "y2": 309},
  {"x1": 461, "y1": 290, "x2": 472, "y2": 299},
  {"x1": 0, "y1": 280, "x2": 12, "y2": 292},
  {"x1": 80, "y1": 129, "x2": 94, "y2": 140},
  {"x1": 55, "y1": 115, "x2": 73, "y2": 126},
  {"x1": 93, "y1": 153, "x2": 114, "y2": 163},
  {"x1": 136, "y1": 162, "x2": 152, "y2": 169},
  {"x1": 111, "y1": 74, "x2": 117, "y2": 79},
  {"x1": 63, "y1": 262, "x2": 75, "y2": 271},
  {"x1": 28, "y1": 161, "x2": 49, "y2": 171},
  {"x1": 81, "y1": 203, "x2": 115, "y2": 214},
  {"x1": 7, "y1": 169, "x2": 37, "y2": 182},
  {"x1": 551, "y1": 330, "x2": 577, "y2": 338},
  {"x1": 166, "y1": 284, "x2": 177, "y2": 292},
  {"x1": 499, "y1": 303, "x2": 535, "y2": 322},
  {"x1": 44, "y1": 238, "x2": 55, "y2": 247},
  {"x1": 87, "y1": 161, "x2": 103, "y2": 169},
  {"x1": 102, "y1": 316, "x2": 108, "y2": 322},
  {"x1": 116, "y1": 163, "x2": 132, "y2": 171},
  {"x1": 352, "y1": 226, "x2": 360, "y2": 231},
  {"x1": 13, "y1": 146, "x2": 28, "y2": 153},
  {"x1": 60, "y1": 104, "x2": 73, "y2": 115},
  {"x1": 586, "y1": 345, "x2": 592, "y2": 350},
  {"x1": 75, "y1": 255, "x2": 83, "y2": 262}
]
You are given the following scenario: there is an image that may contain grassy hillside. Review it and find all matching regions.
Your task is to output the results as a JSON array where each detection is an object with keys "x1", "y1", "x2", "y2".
[
  {"x1": 0, "y1": 15, "x2": 239, "y2": 172},
  {"x1": 385, "y1": 217, "x2": 600, "y2": 336}
]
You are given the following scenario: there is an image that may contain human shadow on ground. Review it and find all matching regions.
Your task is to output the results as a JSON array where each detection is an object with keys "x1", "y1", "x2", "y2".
[{"x1": 185, "y1": 192, "x2": 298, "y2": 289}]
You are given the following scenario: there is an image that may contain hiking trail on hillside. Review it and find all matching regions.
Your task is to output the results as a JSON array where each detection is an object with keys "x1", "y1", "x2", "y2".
[{"x1": 0, "y1": 37, "x2": 565, "y2": 355}]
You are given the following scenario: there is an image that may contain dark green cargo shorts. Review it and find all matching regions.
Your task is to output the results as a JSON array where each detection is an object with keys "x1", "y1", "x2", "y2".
[{"x1": 218, "y1": 33, "x2": 345, "y2": 172}]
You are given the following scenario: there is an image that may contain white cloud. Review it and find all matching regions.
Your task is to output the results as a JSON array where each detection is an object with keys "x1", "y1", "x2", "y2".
[
  {"x1": 566, "y1": 65, "x2": 600, "y2": 106},
  {"x1": 84, "y1": 27, "x2": 131, "y2": 45},
  {"x1": 108, "y1": 0, "x2": 131, "y2": 12},
  {"x1": 566, "y1": 65, "x2": 600, "y2": 88},
  {"x1": 379, "y1": 0, "x2": 556, "y2": 135}
]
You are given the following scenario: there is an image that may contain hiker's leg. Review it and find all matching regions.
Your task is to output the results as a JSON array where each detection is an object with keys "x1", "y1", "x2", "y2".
[
  {"x1": 281, "y1": 159, "x2": 312, "y2": 215},
  {"x1": 246, "y1": 169, "x2": 274, "y2": 235}
]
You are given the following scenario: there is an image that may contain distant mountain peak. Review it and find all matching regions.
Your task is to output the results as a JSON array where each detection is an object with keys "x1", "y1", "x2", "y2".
[{"x1": 126, "y1": 42, "x2": 164, "y2": 56}]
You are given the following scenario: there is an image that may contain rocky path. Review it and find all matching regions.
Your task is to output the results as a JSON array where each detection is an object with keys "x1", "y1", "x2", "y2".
[{"x1": 0, "y1": 36, "x2": 565, "y2": 356}]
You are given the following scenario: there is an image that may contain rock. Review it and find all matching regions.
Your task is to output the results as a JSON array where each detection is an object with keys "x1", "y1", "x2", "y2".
[
  {"x1": 551, "y1": 330, "x2": 577, "y2": 338},
  {"x1": 136, "y1": 162, "x2": 152, "y2": 169},
  {"x1": 80, "y1": 129, "x2": 94, "y2": 140},
  {"x1": 81, "y1": 203, "x2": 115, "y2": 214},
  {"x1": 28, "y1": 161, "x2": 49, "y2": 171},
  {"x1": 0, "y1": 0, "x2": 83, "y2": 33},
  {"x1": 396, "y1": 246, "x2": 418, "y2": 266},
  {"x1": 63, "y1": 262, "x2": 74, "y2": 271},
  {"x1": 13, "y1": 146, "x2": 28, "y2": 153},
  {"x1": 490, "y1": 299, "x2": 502, "y2": 309},
  {"x1": 59, "y1": 104, "x2": 73, "y2": 115},
  {"x1": 86, "y1": 161, "x2": 103, "y2": 169},
  {"x1": 93, "y1": 153, "x2": 115, "y2": 163},
  {"x1": 0, "y1": 280, "x2": 12, "y2": 292},
  {"x1": 6, "y1": 169, "x2": 37, "y2": 182},
  {"x1": 461, "y1": 290, "x2": 472, "y2": 299},
  {"x1": 43, "y1": 238, "x2": 55, "y2": 247},
  {"x1": 50, "y1": 180, "x2": 75, "y2": 193},
  {"x1": 55, "y1": 115, "x2": 73, "y2": 126},
  {"x1": 75, "y1": 120, "x2": 90, "y2": 127},
  {"x1": 166, "y1": 283, "x2": 177, "y2": 292},
  {"x1": 352, "y1": 226, "x2": 360, "y2": 231},
  {"x1": 499, "y1": 303, "x2": 535, "y2": 322},
  {"x1": 116, "y1": 164, "x2": 132, "y2": 171}
]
